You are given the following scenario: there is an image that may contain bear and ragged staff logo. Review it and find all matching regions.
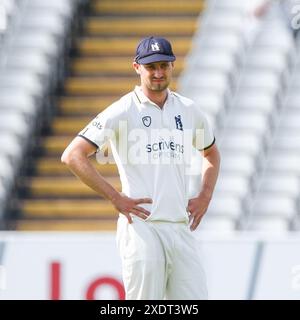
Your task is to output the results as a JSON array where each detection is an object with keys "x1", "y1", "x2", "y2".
[{"x1": 175, "y1": 115, "x2": 183, "y2": 131}]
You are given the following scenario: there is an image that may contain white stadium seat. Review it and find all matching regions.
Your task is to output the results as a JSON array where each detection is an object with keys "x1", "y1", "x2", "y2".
[
  {"x1": 3, "y1": 49, "x2": 53, "y2": 90},
  {"x1": 8, "y1": 31, "x2": 59, "y2": 59},
  {"x1": 286, "y1": 92, "x2": 300, "y2": 110},
  {"x1": 188, "y1": 51, "x2": 237, "y2": 75},
  {"x1": 226, "y1": 111, "x2": 271, "y2": 136},
  {"x1": 0, "y1": 88, "x2": 38, "y2": 116},
  {"x1": 23, "y1": 0, "x2": 74, "y2": 19},
  {"x1": 202, "y1": 12, "x2": 245, "y2": 34},
  {"x1": 267, "y1": 154, "x2": 300, "y2": 175},
  {"x1": 247, "y1": 216, "x2": 290, "y2": 232},
  {"x1": 195, "y1": 32, "x2": 244, "y2": 57},
  {"x1": 239, "y1": 71, "x2": 282, "y2": 94},
  {"x1": 16, "y1": 11, "x2": 67, "y2": 40},
  {"x1": 252, "y1": 194, "x2": 297, "y2": 219},
  {"x1": 233, "y1": 90, "x2": 278, "y2": 115},
  {"x1": 207, "y1": 194, "x2": 244, "y2": 219},
  {"x1": 180, "y1": 71, "x2": 230, "y2": 96},
  {"x1": 244, "y1": 49, "x2": 289, "y2": 74},
  {"x1": 220, "y1": 132, "x2": 263, "y2": 157},
  {"x1": 259, "y1": 175, "x2": 300, "y2": 198},
  {"x1": 0, "y1": 110, "x2": 31, "y2": 141},
  {"x1": 277, "y1": 112, "x2": 300, "y2": 131},
  {"x1": 214, "y1": 174, "x2": 250, "y2": 198},
  {"x1": 0, "y1": 133, "x2": 23, "y2": 167},
  {"x1": 0, "y1": 71, "x2": 44, "y2": 99},
  {"x1": 4, "y1": 49, "x2": 51, "y2": 78},
  {"x1": 0, "y1": 0, "x2": 19, "y2": 27},
  {"x1": 190, "y1": 92, "x2": 225, "y2": 117},
  {"x1": 211, "y1": 0, "x2": 254, "y2": 11},
  {"x1": 254, "y1": 27, "x2": 295, "y2": 56},
  {"x1": 290, "y1": 74, "x2": 300, "y2": 89},
  {"x1": 197, "y1": 216, "x2": 236, "y2": 232},
  {"x1": 220, "y1": 153, "x2": 257, "y2": 178},
  {"x1": 273, "y1": 134, "x2": 300, "y2": 153}
]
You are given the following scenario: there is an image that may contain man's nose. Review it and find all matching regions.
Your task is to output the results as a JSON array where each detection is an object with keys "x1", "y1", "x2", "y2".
[{"x1": 154, "y1": 68, "x2": 164, "y2": 78}]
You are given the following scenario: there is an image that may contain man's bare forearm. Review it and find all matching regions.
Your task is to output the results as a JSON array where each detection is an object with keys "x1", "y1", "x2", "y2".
[
  {"x1": 199, "y1": 147, "x2": 220, "y2": 200},
  {"x1": 63, "y1": 152, "x2": 119, "y2": 202},
  {"x1": 188, "y1": 146, "x2": 220, "y2": 231},
  {"x1": 61, "y1": 139, "x2": 152, "y2": 223}
]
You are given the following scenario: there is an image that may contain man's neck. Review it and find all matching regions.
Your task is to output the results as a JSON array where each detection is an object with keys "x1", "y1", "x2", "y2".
[{"x1": 142, "y1": 87, "x2": 168, "y2": 109}]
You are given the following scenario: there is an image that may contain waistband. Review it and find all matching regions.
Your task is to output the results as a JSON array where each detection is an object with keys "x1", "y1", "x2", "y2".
[{"x1": 118, "y1": 213, "x2": 189, "y2": 225}]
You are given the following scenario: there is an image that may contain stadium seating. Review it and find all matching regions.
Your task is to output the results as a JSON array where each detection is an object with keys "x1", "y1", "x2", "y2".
[
  {"x1": 1, "y1": 0, "x2": 300, "y2": 232},
  {"x1": 197, "y1": 215, "x2": 236, "y2": 232},
  {"x1": 0, "y1": 0, "x2": 84, "y2": 227},
  {"x1": 214, "y1": 174, "x2": 250, "y2": 198},
  {"x1": 1, "y1": 0, "x2": 205, "y2": 231},
  {"x1": 259, "y1": 175, "x2": 300, "y2": 198},
  {"x1": 179, "y1": 0, "x2": 300, "y2": 232},
  {"x1": 246, "y1": 216, "x2": 290, "y2": 232}
]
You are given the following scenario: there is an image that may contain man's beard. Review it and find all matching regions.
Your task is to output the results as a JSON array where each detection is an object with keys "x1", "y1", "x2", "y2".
[{"x1": 149, "y1": 80, "x2": 169, "y2": 92}]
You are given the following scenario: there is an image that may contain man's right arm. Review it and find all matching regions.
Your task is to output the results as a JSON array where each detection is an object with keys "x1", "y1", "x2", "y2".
[{"x1": 61, "y1": 136, "x2": 152, "y2": 223}]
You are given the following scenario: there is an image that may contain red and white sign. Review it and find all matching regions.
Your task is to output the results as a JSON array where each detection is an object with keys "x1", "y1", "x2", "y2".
[
  {"x1": 0, "y1": 232, "x2": 124, "y2": 300},
  {"x1": 1, "y1": 231, "x2": 300, "y2": 299}
]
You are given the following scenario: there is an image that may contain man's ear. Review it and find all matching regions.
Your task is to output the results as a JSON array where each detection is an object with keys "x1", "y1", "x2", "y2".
[{"x1": 133, "y1": 61, "x2": 140, "y2": 74}]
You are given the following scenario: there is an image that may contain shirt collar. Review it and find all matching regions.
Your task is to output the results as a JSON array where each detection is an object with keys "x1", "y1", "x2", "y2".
[{"x1": 134, "y1": 86, "x2": 172, "y2": 108}]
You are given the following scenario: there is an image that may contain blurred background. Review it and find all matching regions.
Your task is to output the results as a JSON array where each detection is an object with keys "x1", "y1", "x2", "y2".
[{"x1": 0, "y1": 0, "x2": 300, "y2": 300}]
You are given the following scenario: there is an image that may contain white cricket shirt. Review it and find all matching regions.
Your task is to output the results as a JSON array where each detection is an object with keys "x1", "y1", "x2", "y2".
[{"x1": 78, "y1": 86, "x2": 215, "y2": 223}]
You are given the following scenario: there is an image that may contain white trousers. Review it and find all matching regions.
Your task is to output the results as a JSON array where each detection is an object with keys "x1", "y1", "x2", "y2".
[{"x1": 116, "y1": 216, "x2": 208, "y2": 300}]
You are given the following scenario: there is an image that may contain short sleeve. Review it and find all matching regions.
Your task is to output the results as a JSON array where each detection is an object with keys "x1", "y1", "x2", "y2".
[
  {"x1": 192, "y1": 106, "x2": 215, "y2": 151},
  {"x1": 78, "y1": 102, "x2": 125, "y2": 150}
]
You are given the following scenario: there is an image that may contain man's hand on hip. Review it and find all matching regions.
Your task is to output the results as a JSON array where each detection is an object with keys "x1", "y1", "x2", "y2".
[
  {"x1": 187, "y1": 194, "x2": 211, "y2": 231},
  {"x1": 112, "y1": 193, "x2": 152, "y2": 223}
]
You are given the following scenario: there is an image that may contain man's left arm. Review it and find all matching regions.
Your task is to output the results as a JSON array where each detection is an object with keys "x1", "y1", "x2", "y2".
[{"x1": 188, "y1": 143, "x2": 220, "y2": 231}]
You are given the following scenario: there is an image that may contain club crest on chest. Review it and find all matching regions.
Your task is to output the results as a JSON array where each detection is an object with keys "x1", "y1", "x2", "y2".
[{"x1": 142, "y1": 116, "x2": 152, "y2": 127}]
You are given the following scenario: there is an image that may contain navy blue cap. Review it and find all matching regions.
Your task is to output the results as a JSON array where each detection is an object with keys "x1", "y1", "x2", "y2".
[{"x1": 134, "y1": 36, "x2": 176, "y2": 64}]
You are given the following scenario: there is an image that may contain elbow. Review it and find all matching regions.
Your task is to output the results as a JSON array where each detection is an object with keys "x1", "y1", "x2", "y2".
[
  {"x1": 61, "y1": 149, "x2": 77, "y2": 166},
  {"x1": 61, "y1": 149, "x2": 70, "y2": 165},
  {"x1": 61, "y1": 143, "x2": 90, "y2": 167}
]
